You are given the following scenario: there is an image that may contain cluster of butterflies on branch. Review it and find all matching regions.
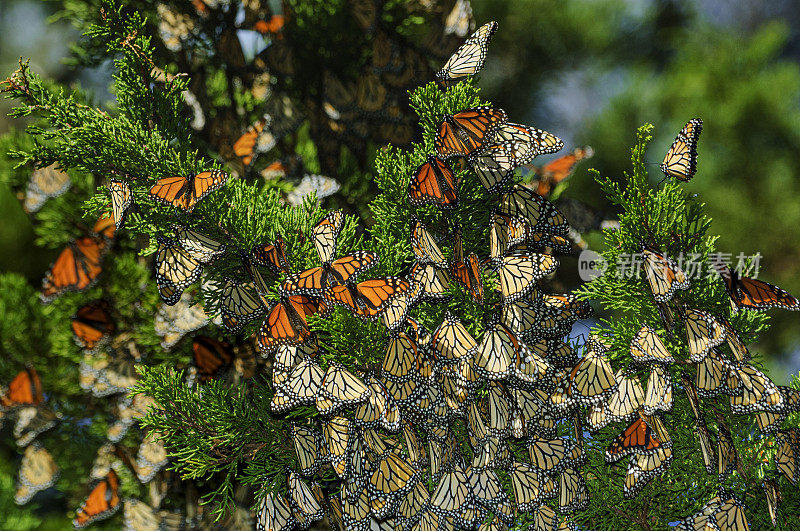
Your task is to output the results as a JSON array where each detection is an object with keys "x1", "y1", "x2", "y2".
[{"x1": 6, "y1": 3, "x2": 800, "y2": 529}]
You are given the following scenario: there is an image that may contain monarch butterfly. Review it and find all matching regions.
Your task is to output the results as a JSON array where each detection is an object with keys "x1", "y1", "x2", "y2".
[
  {"x1": 683, "y1": 308, "x2": 726, "y2": 362},
  {"x1": 282, "y1": 252, "x2": 378, "y2": 297},
  {"x1": 496, "y1": 254, "x2": 558, "y2": 303},
  {"x1": 489, "y1": 212, "x2": 530, "y2": 260},
  {"x1": 192, "y1": 336, "x2": 234, "y2": 382},
  {"x1": 13, "y1": 405, "x2": 58, "y2": 447},
  {"x1": 528, "y1": 437, "x2": 585, "y2": 476},
  {"x1": 694, "y1": 350, "x2": 729, "y2": 398},
  {"x1": 500, "y1": 294, "x2": 542, "y2": 339},
  {"x1": 317, "y1": 362, "x2": 371, "y2": 416},
  {"x1": 219, "y1": 279, "x2": 265, "y2": 333},
  {"x1": 148, "y1": 170, "x2": 226, "y2": 212},
  {"x1": 661, "y1": 118, "x2": 702, "y2": 181},
  {"x1": 257, "y1": 295, "x2": 327, "y2": 352},
  {"x1": 437, "y1": 21, "x2": 497, "y2": 82},
  {"x1": 431, "y1": 312, "x2": 478, "y2": 365},
  {"x1": 356, "y1": 377, "x2": 400, "y2": 432},
  {"x1": 22, "y1": 163, "x2": 71, "y2": 213},
  {"x1": 253, "y1": 13, "x2": 286, "y2": 34},
  {"x1": 499, "y1": 185, "x2": 570, "y2": 235},
  {"x1": 411, "y1": 219, "x2": 447, "y2": 268},
  {"x1": 435, "y1": 107, "x2": 507, "y2": 159},
  {"x1": 287, "y1": 471, "x2": 325, "y2": 522},
  {"x1": 727, "y1": 363, "x2": 782, "y2": 414},
  {"x1": 708, "y1": 492, "x2": 749, "y2": 530},
  {"x1": 756, "y1": 386, "x2": 800, "y2": 432},
  {"x1": 14, "y1": 443, "x2": 58, "y2": 505},
  {"x1": 629, "y1": 324, "x2": 674, "y2": 364},
  {"x1": 775, "y1": 429, "x2": 800, "y2": 485},
  {"x1": 714, "y1": 263, "x2": 800, "y2": 311},
  {"x1": 605, "y1": 416, "x2": 668, "y2": 463},
  {"x1": 762, "y1": 477, "x2": 782, "y2": 527},
  {"x1": 106, "y1": 393, "x2": 154, "y2": 443},
  {"x1": 568, "y1": 349, "x2": 617, "y2": 405},
  {"x1": 410, "y1": 262, "x2": 451, "y2": 302},
  {"x1": 642, "y1": 248, "x2": 689, "y2": 303},
  {"x1": 382, "y1": 333, "x2": 422, "y2": 383},
  {"x1": 623, "y1": 446, "x2": 673, "y2": 499},
  {"x1": 122, "y1": 499, "x2": 165, "y2": 531},
  {"x1": 713, "y1": 422, "x2": 738, "y2": 482},
  {"x1": 108, "y1": 180, "x2": 131, "y2": 229},
  {"x1": 154, "y1": 237, "x2": 202, "y2": 305},
  {"x1": 286, "y1": 174, "x2": 341, "y2": 207},
  {"x1": 40, "y1": 235, "x2": 107, "y2": 302},
  {"x1": 469, "y1": 143, "x2": 517, "y2": 193},
  {"x1": 474, "y1": 321, "x2": 521, "y2": 381},
  {"x1": 71, "y1": 300, "x2": 115, "y2": 352},
  {"x1": 527, "y1": 146, "x2": 594, "y2": 197},
  {"x1": 678, "y1": 494, "x2": 726, "y2": 530},
  {"x1": 135, "y1": 436, "x2": 168, "y2": 483},
  {"x1": 291, "y1": 424, "x2": 326, "y2": 477},
  {"x1": 73, "y1": 470, "x2": 121, "y2": 528},
  {"x1": 322, "y1": 416, "x2": 351, "y2": 478},
  {"x1": 643, "y1": 365, "x2": 673, "y2": 415},
  {"x1": 720, "y1": 320, "x2": 749, "y2": 362},
  {"x1": 1, "y1": 368, "x2": 44, "y2": 409},
  {"x1": 535, "y1": 294, "x2": 593, "y2": 340},
  {"x1": 233, "y1": 117, "x2": 276, "y2": 167},
  {"x1": 689, "y1": 418, "x2": 716, "y2": 476},
  {"x1": 430, "y1": 463, "x2": 474, "y2": 524},
  {"x1": 368, "y1": 452, "x2": 419, "y2": 502},
  {"x1": 408, "y1": 155, "x2": 459, "y2": 209},
  {"x1": 172, "y1": 225, "x2": 226, "y2": 263},
  {"x1": 256, "y1": 492, "x2": 297, "y2": 531},
  {"x1": 153, "y1": 292, "x2": 209, "y2": 349},
  {"x1": 680, "y1": 371, "x2": 702, "y2": 420},
  {"x1": 606, "y1": 370, "x2": 644, "y2": 424},
  {"x1": 450, "y1": 249, "x2": 484, "y2": 303},
  {"x1": 558, "y1": 467, "x2": 588, "y2": 513},
  {"x1": 492, "y1": 122, "x2": 564, "y2": 164},
  {"x1": 271, "y1": 356, "x2": 325, "y2": 414}
]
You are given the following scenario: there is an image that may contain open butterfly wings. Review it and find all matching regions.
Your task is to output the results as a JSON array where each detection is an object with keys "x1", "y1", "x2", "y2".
[
  {"x1": 715, "y1": 263, "x2": 800, "y2": 311},
  {"x1": 148, "y1": 170, "x2": 227, "y2": 212},
  {"x1": 435, "y1": 107, "x2": 507, "y2": 159},
  {"x1": 661, "y1": 118, "x2": 702, "y2": 182}
]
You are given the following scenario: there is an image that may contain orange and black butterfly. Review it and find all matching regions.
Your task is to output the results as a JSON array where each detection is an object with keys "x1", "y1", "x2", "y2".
[
  {"x1": 254, "y1": 14, "x2": 285, "y2": 35},
  {"x1": 408, "y1": 155, "x2": 459, "y2": 209},
  {"x1": 148, "y1": 170, "x2": 227, "y2": 212},
  {"x1": 528, "y1": 146, "x2": 594, "y2": 197},
  {"x1": 435, "y1": 107, "x2": 507, "y2": 159},
  {"x1": 450, "y1": 253, "x2": 483, "y2": 304},
  {"x1": 0, "y1": 368, "x2": 44, "y2": 409},
  {"x1": 192, "y1": 336, "x2": 234, "y2": 382},
  {"x1": 72, "y1": 470, "x2": 121, "y2": 528},
  {"x1": 41, "y1": 234, "x2": 107, "y2": 302},
  {"x1": 281, "y1": 251, "x2": 377, "y2": 296},
  {"x1": 233, "y1": 117, "x2": 274, "y2": 167},
  {"x1": 714, "y1": 263, "x2": 800, "y2": 311},
  {"x1": 257, "y1": 295, "x2": 329, "y2": 352},
  {"x1": 605, "y1": 416, "x2": 670, "y2": 463},
  {"x1": 324, "y1": 277, "x2": 412, "y2": 320},
  {"x1": 251, "y1": 236, "x2": 291, "y2": 274},
  {"x1": 71, "y1": 300, "x2": 115, "y2": 351},
  {"x1": 661, "y1": 118, "x2": 702, "y2": 182}
]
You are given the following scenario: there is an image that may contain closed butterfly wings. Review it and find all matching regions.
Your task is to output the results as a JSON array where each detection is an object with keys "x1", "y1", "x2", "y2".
[
  {"x1": 437, "y1": 21, "x2": 497, "y2": 82},
  {"x1": 661, "y1": 118, "x2": 702, "y2": 182}
]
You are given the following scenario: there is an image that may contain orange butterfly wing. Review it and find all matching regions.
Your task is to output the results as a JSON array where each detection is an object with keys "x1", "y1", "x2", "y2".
[
  {"x1": 605, "y1": 418, "x2": 662, "y2": 463},
  {"x1": 92, "y1": 213, "x2": 116, "y2": 240},
  {"x1": 281, "y1": 267, "x2": 325, "y2": 295},
  {"x1": 1, "y1": 368, "x2": 43, "y2": 408},
  {"x1": 436, "y1": 107, "x2": 507, "y2": 158},
  {"x1": 192, "y1": 336, "x2": 234, "y2": 381},
  {"x1": 408, "y1": 156, "x2": 458, "y2": 209},
  {"x1": 535, "y1": 147, "x2": 592, "y2": 196},
  {"x1": 258, "y1": 298, "x2": 315, "y2": 351},
  {"x1": 149, "y1": 176, "x2": 190, "y2": 210},
  {"x1": 449, "y1": 252, "x2": 483, "y2": 303},
  {"x1": 73, "y1": 470, "x2": 120, "y2": 528},
  {"x1": 353, "y1": 278, "x2": 411, "y2": 310},
  {"x1": 233, "y1": 119, "x2": 267, "y2": 166},
  {"x1": 72, "y1": 300, "x2": 115, "y2": 350},
  {"x1": 42, "y1": 236, "x2": 106, "y2": 300},
  {"x1": 191, "y1": 170, "x2": 227, "y2": 207},
  {"x1": 252, "y1": 236, "x2": 290, "y2": 274},
  {"x1": 718, "y1": 265, "x2": 800, "y2": 311}
]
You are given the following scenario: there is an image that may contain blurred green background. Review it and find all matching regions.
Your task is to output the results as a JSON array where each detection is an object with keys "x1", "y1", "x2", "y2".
[{"x1": 3, "y1": 0, "x2": 800, "y2": 382}]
